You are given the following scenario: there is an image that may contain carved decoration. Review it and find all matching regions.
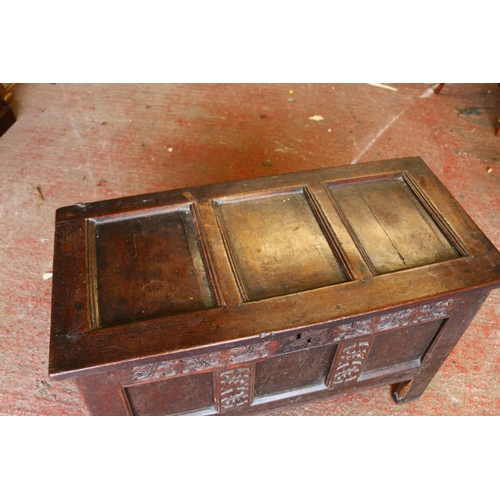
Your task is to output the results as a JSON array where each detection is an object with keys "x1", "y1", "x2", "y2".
[
  {"x1": 228, "y1": 343, "x2": 270, "y2": 364},
  {"x1": 131, "y1": 360, "x2": 177, "y2": 382},
  {"x1": 280, "y1": 328, "x2": 330, "y2": 353},
  {"x1": 129, "y1": 300, "x2": 453, "y2": 385},
  {"x1": 130, "y1": 341, "x2": 270, "y2": 384},
  {"x1": 217, "y1": 367, "x2": 253, "y2": 412},
  {"x1": 180, "y1": 353, "x2": 225, "y2": 374},
  {"x1": 330, "y1": 341, "x2": 371, "y2": 385},
  {"x1": 332, "y1": 299, "x2": 453, "y2": 342}
]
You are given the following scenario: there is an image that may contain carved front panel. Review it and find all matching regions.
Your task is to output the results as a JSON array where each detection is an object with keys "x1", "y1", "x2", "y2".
[
  {"x1": 128, "y1": 341, "x2": 272, "y2": 385},
  {"x1": 332, "y1": 299, "x2": 453, "y2": 342},
  {"x1": 328, "y1": 341, "x2": 371, "y2": 386},
  {"x1": 216, "y1": 367, "x2": 254, "y2": 413}
]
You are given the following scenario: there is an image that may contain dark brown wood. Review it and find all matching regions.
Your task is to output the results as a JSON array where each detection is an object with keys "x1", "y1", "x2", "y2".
[
  {"x1": 49, "y1": 157, "x2": 500, "y2": 415},
  {"x1": 434, "y1": 83, "x2": 445, "y2": 95},
  {"x1": 0, "y1": 84, "x2": 18, "y2": 137},
  {"x1": 392, "y1": 290, "x2": 489, "y2": 403},
  {"x1": 127, "y1": 371, "x2": 215, "y2": 416},
  {"x1": 75, "y1": 372, "x2": 131, "y2": 416},
  {"x1": 0, "y1": 98, "x2": 16, "y2": 137}
]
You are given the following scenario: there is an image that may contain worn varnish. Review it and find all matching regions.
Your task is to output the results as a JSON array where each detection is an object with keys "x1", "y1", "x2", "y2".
[{"x1": 49, "y1": 157, "x2": 500, "y2": 415}]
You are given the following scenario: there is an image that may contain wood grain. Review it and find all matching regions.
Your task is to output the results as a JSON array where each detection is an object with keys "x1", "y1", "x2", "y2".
[{"x1": 329, "y1": 178, "x2": 459, "y2": 274}]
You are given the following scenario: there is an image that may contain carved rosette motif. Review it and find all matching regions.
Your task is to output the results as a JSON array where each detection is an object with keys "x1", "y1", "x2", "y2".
[
  {"x1": 330, "y1": 341, "x2": 371, "y2": 385},
  {"x1": 217, "y1": 367, "x2": 253, "y2": 412},
  {"x1": 332, "y1": 299, "x2": 453, "y2": 342},
  {"x1": 130, "y1": 341, "x2": 271, "y2": 384}
]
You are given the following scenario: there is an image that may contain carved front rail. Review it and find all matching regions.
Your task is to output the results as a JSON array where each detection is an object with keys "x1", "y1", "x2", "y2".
[{"x1": 121, "y1": 299, "x2": 455, "y2": 415}]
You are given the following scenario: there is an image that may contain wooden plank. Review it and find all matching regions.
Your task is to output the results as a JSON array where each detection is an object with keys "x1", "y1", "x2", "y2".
[
  {"x1": 94, "y1": 206, "x2": 216, "y2": 327},
  {"x1": 329, "y1": 178, "x2": 459, "y2": 274},
  {"x1": 215, "y1": 188, "x2": 346, "y2": 301}
]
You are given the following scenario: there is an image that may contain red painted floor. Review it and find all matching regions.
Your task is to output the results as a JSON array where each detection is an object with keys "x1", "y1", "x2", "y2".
[{"x1": 1, "y1": 83, "x2": 499, "y2": 415}]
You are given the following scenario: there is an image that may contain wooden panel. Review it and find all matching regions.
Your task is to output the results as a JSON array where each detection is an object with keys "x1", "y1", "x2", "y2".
[
  {"x1": 254, "y1": 344, "x2": 336, "y2": 398},
  {"x1": 50, "y1": 219, "x2": 90, "y2": 338},
  {"x1": 125, "y1": 372, "x2": 214, "y2": 416},
  {"x1": 93, "y1": 206, "x2": 215, "y2": 328},
  {"x1": 360, "y1": 320, "x2": 443, "y2": 376},
  {"x1": 327, "y1": 340, "x2": 372, "y2": 386},
  {"x1": 328, "y1": 178, "x2": 460, "y2": 274},
  {"x1": 392, "y1": 291, "x2": 489, "y2": 403},
  {"x1": 214, "y1": 189, "x2": 346, "y2": 301},
  {"x1": 214, "y1": 366, "x2": 255, "y2": 413},
  {"x1": 76, "y1": 372, "x2": 132, "y2": 416}
]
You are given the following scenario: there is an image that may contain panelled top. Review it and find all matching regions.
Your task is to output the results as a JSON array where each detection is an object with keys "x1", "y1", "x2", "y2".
[{"x1": 49, "y1": 157, "x2": 500, "y2": 379}]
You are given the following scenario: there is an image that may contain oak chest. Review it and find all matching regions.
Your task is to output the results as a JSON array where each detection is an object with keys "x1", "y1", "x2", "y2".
[{"x1": 49, "y1": 157, "x2": 500, "y2": 415}]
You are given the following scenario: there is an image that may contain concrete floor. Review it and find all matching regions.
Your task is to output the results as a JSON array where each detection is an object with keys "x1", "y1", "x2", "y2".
[{"x1": 1, "y1": 83, "x2": 499, "y2": 416}]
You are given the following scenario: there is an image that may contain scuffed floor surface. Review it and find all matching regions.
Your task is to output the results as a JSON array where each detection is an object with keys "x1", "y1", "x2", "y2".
[{"x1": 1, "y1": 83, "x2": 499, "y2": 416}]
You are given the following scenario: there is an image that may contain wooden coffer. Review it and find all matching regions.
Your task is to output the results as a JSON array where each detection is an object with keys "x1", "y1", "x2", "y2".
[{"x1": 49, "y1": 157, "x2": 500, "y2": 415}]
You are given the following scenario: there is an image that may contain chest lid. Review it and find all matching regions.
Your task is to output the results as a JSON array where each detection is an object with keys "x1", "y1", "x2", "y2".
[{"x1": 49, "y1": 157, "x2": 500, "y2": 379}]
